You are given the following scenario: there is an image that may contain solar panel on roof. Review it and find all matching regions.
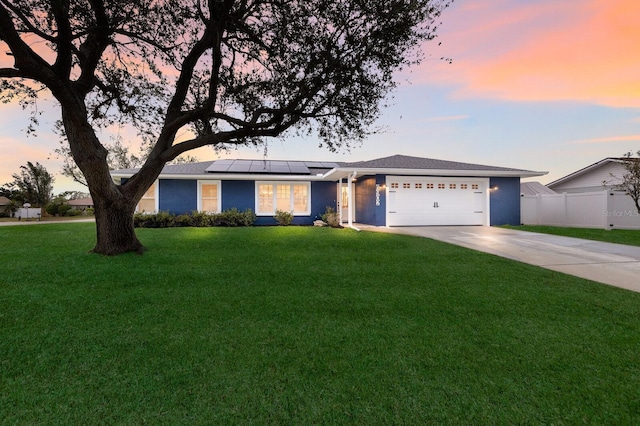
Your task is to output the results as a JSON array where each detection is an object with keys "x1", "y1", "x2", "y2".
[
  {"x1": 288, "y1": 163, "x2": 310, "y2": 173},
  {"x1": 246, "y1": 161, "x2": 267, "y2": 172},
  {"x1": 205, "y1": 160, "x2": 233, "y2": 173},
  {"x1": 227, "y1": 162, "x2": 252, "y2": 172},
  {"x1": 269, "y1": 163, "x2": 291, "y2": 173}
]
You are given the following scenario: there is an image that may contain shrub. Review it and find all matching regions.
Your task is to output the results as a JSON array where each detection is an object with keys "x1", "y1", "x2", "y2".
[
  {"x1": 174, "y1": 214, "x2": 192, "y2": 227},
  {"x1": 321, "y1": 206, "x2": 341, "y2": 228},
  {"x1": 190, "y1": 211, "x2": 213, "y2": 227},
  {"x1": 65, "y1": 208, "x2": 82, "y2": 217},
  {"x1": 133, "y1": 209, "x2": 256, "y2": 228},
  {"x1": 274, "y1": 209, "x2": 293, "y2": 226},
  {"x1": 86, "y1": 208, "x2": 95, "y2": 216},
  {"x1": 133, "y1": 212, "x2": 157, "y2": 228},
  {"x1": 58, "y1": 204, "x2": 73, "y2": 216},
  {"x1": 45, "y1": 202, "x2": 61, "y2": 216},
  {"x1": 214, "y1": 208, "x2": 257, "y2": 227}
]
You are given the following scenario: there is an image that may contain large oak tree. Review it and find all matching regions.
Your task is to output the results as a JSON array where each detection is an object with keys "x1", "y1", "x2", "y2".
[{"x1": 0, "y1": 0, "x2": 451, "y2": 254}]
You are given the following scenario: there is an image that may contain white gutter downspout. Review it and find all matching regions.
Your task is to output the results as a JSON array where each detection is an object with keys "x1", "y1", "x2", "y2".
[{"x1": 348, "y1": 171, "x2": 359, "y2": 231}]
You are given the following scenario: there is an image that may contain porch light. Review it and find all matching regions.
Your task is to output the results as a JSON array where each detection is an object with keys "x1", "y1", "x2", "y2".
[{"x1": 490, "y1": 185, "x2": 499, "y2": 191}]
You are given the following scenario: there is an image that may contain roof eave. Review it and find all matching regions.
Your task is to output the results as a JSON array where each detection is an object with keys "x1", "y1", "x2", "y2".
[
  {"x1": 110, "y1": 172, "x2": 328, "y2": 181},
  {"x1": 547, "y1": 157, "x2": 620, "y2": 188},
  {"x1": 323, "y1": 167, "x2": 547, "y2": 180}
]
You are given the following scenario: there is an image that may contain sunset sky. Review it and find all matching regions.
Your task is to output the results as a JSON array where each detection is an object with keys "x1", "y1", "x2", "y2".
[{"x1": 1, "y1": 0, "x2": 639, "y2": 193}]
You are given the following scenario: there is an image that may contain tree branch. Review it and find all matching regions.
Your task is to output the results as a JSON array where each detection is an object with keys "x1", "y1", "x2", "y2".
[{"x1": 52, "y1": 0, "x2": 74, "y2": 79}]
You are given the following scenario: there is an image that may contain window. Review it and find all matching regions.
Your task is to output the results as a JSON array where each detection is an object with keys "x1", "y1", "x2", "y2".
[
  {"x1": 258, "y1": 184, "x2": 274, "y2": 213},
  {"x1": 391, "y1": 182, "x2": 399, "y2": 189},
  {"x1": 438, "y1": 183, "x2": 445, "y2": 189},
  {"x1": 198, "y1": 181, "x2": 221, "y2": 212},
  {"x1": 137, "y1": 182, "x2": 158, "y2": 212},
  {"x1": 472, "y1": 184, "x2": 479, "y2": 190},
  {"x1": 426, "y1": 183, "x2": 434, "y2": 189},
  {"x1": 415, "y1": 183, "x2": 422, "y2": 189},
  {"x1": 256, "y1": 182, "x2": 310, "y2": 215},
  {"x1": 403, "y1": 183, "x2": 411, "y2": 189},
  {"x1": 449, "y1": 184, "x2": 456, "y2": 189},
  {"x1": 461, "y1": 184, "x2": 468, "y2": 189}
]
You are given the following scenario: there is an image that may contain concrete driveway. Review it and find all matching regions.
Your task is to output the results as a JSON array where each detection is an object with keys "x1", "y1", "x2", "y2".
[{"x1": 358, "y1": 225, "x2": 640, "y2": 293}]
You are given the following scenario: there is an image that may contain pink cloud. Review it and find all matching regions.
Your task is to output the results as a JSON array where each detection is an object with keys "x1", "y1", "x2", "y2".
[
  {"x1": 416, "y1": 0, "x2": 640, "y2": 108},
  {"x1": 572, "y1": 134, "x2": 640, "y2": 144}
]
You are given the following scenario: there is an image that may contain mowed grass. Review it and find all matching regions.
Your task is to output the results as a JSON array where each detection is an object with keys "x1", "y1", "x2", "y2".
[
  {"x1": 503, "y1": 224, "x2": 640, "y2": 247},
  {"x1": 2, "y1": 224, "x2": 640, "y2": 424}
]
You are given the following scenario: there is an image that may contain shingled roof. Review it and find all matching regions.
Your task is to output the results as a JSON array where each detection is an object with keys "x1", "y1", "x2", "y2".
[
  {"x1": 340, "y1": 155, "x2": 527, "y2": 172},
  {"x1": 111, "y1": 154, "x2": 545, "y2": 179}
]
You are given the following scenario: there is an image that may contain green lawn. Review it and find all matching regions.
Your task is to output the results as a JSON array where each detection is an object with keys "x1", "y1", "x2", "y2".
[
  {"x1": 502, "y1": 224, "x2": 640, "y2": 247},
  {"x1": 2, "y1": 223, "x2": 640, "y2": 424}
]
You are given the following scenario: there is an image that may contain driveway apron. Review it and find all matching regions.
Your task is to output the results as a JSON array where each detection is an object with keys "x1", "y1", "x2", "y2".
[{"x1": 358, "y1": 225, "x2": 640, "y2": 293}]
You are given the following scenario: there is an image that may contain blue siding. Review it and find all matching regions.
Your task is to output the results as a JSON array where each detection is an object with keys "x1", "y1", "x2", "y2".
[
  {"x1": 221, "y1": 180, "x2": 254, "y2": 211},
  {"x1": 353, "y1": 175, "x2": 387, "y2": 226},
  {"x1": 311, "y1": 181, "x2": 338, "y2": 220},
  {"x1": 159, "y1": 179, "x2": 197, "y2": 214},
  {"x1": 489, "y1": 177, "x2": 521, "y2": 226},
  {"x1": 355, "y1": 176, "x2": 376, "y2": 225}
]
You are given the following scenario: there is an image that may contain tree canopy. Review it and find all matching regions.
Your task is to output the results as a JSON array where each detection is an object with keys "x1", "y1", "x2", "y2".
[
  {"x1": 2, "y1": 161, "x2": 54, "y2": 207},
  {"x1": 0, "y1": 0, "x2": 452, "y2": 254}
]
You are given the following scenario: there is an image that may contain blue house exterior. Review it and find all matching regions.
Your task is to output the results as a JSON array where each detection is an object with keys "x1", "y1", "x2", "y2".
[{"x1": 112, "y1": 155, "x2": 544, "y2": 227}]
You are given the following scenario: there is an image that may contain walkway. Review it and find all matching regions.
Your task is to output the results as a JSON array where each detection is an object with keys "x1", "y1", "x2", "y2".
[
  {"x1": 0, "y1": 218, "x2": 95, "y2": 226},
  {"x1": 358, "y1": 225, "x2": 640, "y2": 293}
]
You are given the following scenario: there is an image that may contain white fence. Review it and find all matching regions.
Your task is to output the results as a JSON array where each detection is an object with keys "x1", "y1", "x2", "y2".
[
  {"x1": 521, "y1": 190, "x2": 640, "y2": 230},
  {"x1": 15, "y1": 207, "x2": 42, "y2": 220}
]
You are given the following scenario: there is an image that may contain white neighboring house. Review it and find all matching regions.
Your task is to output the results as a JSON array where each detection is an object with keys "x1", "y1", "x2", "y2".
[
  {"x1": 0, "y1": 196, "x2": 11, "y2": 215},
  {"x1": 67, "y1": 197, "x2": 94, "y2": 211},
  {"x1": 546, "y1": 157, "x2": 630, "y2": 193},
  {"x1": 521, "y1": 158, "x2": 640, "y2": 229}
]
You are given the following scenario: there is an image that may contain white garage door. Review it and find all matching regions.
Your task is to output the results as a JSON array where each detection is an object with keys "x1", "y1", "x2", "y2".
[{"x1": 386, "y1": 176, "x2": 488, "y2": 226}]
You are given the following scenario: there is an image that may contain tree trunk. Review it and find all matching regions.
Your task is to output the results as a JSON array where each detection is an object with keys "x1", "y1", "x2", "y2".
[
  {"x1": 59, "y1": 102, "x2": 152, "y2": 255},
  {"x1": 92, "y1": 197, "x2": 144, "y2": 255}
]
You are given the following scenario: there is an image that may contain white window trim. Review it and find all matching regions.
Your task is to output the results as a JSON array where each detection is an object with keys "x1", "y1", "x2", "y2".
[
  {"x1": 255, "y1": 181, "x2": 311, "y2": 216},
  {"x1": 136, "y1": 180, "x2": 159, "y2": 213},
  {"x1": 197, "y1": 180, "x2": 222, "y2": 213}
]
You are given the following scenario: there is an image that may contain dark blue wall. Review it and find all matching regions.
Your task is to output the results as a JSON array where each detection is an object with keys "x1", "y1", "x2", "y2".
[
  {"x1": 159, "y1": 179, "x2": 197, "y2": 214},
  {"x1": 221, "y1": 180, "x2": 254, "y2": 211},
  {"x1": 311, "y1": 181, "x2": 338, "y2": 221},
  {"x1": 489, "y1": 177, "x2": 521, "y2": 226},
  {"x1": 353, "y1": 175, "x2": 387, "y2": 226},
  {"x1": 355, "y1": 176, "x2": 376, "y2": 225}
]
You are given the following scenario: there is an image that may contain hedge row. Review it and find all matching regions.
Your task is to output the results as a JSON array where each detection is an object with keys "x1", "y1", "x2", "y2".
[{"x1": 133, "y1": 208, "x2": 256, "y2": 228}]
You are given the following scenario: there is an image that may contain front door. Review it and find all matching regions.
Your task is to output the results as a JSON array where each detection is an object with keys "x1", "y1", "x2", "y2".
[{"x1": 340, "y1": 182, "x2": 355, "y2": 223}]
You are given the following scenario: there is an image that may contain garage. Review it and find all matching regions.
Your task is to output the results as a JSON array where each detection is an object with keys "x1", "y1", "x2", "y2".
[{"x1": 386, "y1": 176, "x2": 488, "y2": 226}]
